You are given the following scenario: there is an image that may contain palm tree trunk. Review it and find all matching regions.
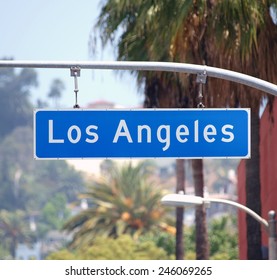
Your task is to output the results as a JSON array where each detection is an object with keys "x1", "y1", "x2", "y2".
[
  {"x1": 175, "y1": 159, "x2": 185, "y2": 260},
  {"x1": 11, "y1": 235, "x2": 17, "y2": 259},
  {"x1": 192, "y1": 159, "x2": 209, "y2": 260},
  {"x1": 245, "y1": 110, "x2": 262, "y2": 259}
]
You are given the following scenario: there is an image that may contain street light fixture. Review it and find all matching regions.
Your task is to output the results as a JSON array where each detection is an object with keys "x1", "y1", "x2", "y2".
[{"x1": 161, "y1": 193, "x2": 277, "y2": 260}]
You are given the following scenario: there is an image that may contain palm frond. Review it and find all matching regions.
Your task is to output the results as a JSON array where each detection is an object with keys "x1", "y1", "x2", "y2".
[{"x1": 64, "y1": 161, "x2": 168, "y2": 248}]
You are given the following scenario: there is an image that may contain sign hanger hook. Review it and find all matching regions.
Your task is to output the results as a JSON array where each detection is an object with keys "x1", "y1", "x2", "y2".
[
  {"x1": 70, "y1": 66, "x2": 81, "y2": 108},
  {"x1": 196, "y1": 70, "x2": 207, "y2": 108}
]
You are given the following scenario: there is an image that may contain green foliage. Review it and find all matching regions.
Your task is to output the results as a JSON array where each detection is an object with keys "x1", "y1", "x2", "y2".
[
  {"x1": 47, "y1": 235, "x2": 171, "y2": 260},
  {"x1": 0, "y1": 242, "x2": 10, "y2": 259},
  {"x1": 48, "y1": 214, "x2": 237, "y2": 260},
  {"x1": 0, "y1": 210, "x2": 36, "y2": 258},
  {"x1": 0, "y1": 66, "x2": 37, "y2": 138},
  {"x1": 0, "y1": 126, "x2": 85, "y2": 212},
  {"x1": 47, "y1": 249, "x2": 76, "y2": 260},
  {"x1": 211, "y1": 0, "x2": 266, "y2": 59},
  {"x1": 40, "y1": 194, "x2": 70, "y2": 235},
  {"x1": 183, "y1": 215, "x2": 238, "y2": 260},
  {"x1": 0, "y1": 63, "x2": 85, "y2": 259},
  {"x1": 184, "y1": 225, "x2": 196, "y2": 254},
  {"x1": 139, "y1": 232, "x2": 175, "y2": 258},
  {"x1": 140, "y1": 215, "x2": 238, "y2": 260},
  {"x1": 209, "y1": 215, "x2": 238, "y2": 260},
  {"x1": 0, "y1": 126, "x2": 35, "y2": 210},
  {"x1": 64, "y1": 161, "x2": 168, "y2": 248},
  {"x1": 0, "y1": 65, "x2": 85, "y2": 213},
  {"x1": 93, "y1": 0, "x2": 277, "y2": 261}
]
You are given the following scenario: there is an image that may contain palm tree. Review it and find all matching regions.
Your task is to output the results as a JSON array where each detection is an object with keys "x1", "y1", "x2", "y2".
[
  {"x1": 93, "y1": 0, "x2": 209, "y2": 260},
  {"x1": 0, "y1": 67, "x2": 37, "y2": 138},
  {"x1": 47, "y1": 79, "x2": 65, "y2": 108},
  {"x1": 93, "y1": 0, "x2": 277, "y2": 259},
  {"x1": 0, "y1": 210, "x2": 34, "y2": 258},
  {"x1": 175, "y1": 159, "x2": 185, "y2": 260},
  {"x1": 208, "y1": 1, "x2": 277, "y2": 259},
  {"x1": 64, "y1": 161, "x2": 170, "y2": 248},
  {"x1": 167, "y1": 0, "x2": 277, "y2": 259}
]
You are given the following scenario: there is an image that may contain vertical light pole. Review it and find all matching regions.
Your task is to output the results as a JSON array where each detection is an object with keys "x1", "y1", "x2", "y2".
[
  {"x1": 161, "y1": 193, "x2": 277, "y2": 260},
  {"x1": 268, "y1": 210, "x2": 277, "y2": 260}
]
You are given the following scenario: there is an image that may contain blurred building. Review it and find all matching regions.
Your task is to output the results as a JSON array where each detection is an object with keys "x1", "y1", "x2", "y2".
[
  {"x1": 237, "y1": 99, "x2": 277, "y2": 259},
  {"x1": 86, "y1": 100, "x2": 116, "y2": 109}
]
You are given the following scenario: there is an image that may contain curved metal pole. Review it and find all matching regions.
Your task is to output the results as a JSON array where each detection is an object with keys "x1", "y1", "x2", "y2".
[
  {"x1": 0, "y1": 60, "x2": 277, "y2": 97},
  {"x1": 203, "y1": 197, "x2": 269, "y2": 232},
  {"x1": 161, "y1": 193, "x2": 276, "y2": 259}
]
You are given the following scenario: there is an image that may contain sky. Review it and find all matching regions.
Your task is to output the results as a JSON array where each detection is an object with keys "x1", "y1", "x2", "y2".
[
  {"x1": 0, "y1": 0, "x2": 145, "y2": 175},
  {"x1": 0, "y1": 0, "x2": 143, "y2": 108}
]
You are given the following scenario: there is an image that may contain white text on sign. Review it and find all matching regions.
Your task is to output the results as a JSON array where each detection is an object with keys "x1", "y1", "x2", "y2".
[{"x1": 48, "y1": 119, "x2": 234, "y2": 151}]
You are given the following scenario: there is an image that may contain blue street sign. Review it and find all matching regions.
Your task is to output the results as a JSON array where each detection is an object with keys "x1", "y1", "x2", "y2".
[{"x1": 34, "y1": 109, "x2": 250, "y2": 159}]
